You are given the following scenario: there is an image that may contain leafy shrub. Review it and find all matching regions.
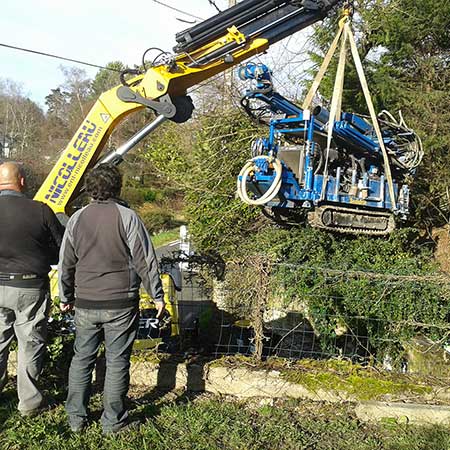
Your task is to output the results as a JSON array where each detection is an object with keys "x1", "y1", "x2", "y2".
[
  {"x1": 143, "y1": 189, "x2": 157, "y2": 202},
  {"x1": 230, "y1": 226, "x2": 450, "y2": 362},
  {"x1": 122, "y1": 187, "x2": 146, "y2": 207},
  {"x1": 44, "y1": 303, "x2": 75, "y2": 381},
  {"x1": 137, "y1": 203, "x2": 177, "y2": 234},
  {"x1": 144, "y1": 112, "x2": 262, "y2": 254},
  {"x1": 122, "y1": 187, "x2": 159, "y2": 207}
]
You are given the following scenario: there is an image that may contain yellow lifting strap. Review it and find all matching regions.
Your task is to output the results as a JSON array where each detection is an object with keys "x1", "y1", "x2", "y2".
[{"x1": 302, "y1": 12, "x2": 397, "y2": 211}]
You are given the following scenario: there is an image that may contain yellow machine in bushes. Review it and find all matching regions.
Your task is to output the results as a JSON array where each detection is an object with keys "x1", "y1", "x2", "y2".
[
  {"x1": 134, "y1": 271, "x2": 181, "y2": 350},
  {"x1": 49, "y1": 266, "x2": 181, "y2": 349}
]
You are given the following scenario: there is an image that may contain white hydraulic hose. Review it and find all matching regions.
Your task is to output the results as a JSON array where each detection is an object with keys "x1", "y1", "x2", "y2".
[{"x1": 237, "y1": 156, "x2": 283, "y2": 206}]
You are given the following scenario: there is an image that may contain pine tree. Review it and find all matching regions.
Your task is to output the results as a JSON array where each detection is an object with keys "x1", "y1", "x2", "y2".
[{"x1": 307, "y1": 0, "x2": 450, "y2": 228}]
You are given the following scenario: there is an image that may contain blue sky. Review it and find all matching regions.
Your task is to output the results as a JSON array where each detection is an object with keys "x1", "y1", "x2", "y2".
[{"x1": 0, "y1": 0, "x2": 231, "y2": 107}]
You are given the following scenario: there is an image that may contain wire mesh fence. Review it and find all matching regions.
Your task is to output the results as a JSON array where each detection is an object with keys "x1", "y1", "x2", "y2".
[
  {"x1": 166, "y1": 255, "x2": 450, "y2": 378},
  {"x1": 6, "y1": 254, "x2": 450, "y2": 381}
]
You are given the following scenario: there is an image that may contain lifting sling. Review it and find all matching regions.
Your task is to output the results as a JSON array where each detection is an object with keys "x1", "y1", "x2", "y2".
[{"x1": 302, "y1": 8, "x2": 397, "y2": 211}]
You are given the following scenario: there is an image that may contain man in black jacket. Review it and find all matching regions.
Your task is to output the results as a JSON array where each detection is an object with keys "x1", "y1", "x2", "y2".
[
  {"x1": 58, "y1": 164, "x2": 165, "y2": 434},
  {"x1": 0, "y1": 161, "x2": 64, "y2": 415}
]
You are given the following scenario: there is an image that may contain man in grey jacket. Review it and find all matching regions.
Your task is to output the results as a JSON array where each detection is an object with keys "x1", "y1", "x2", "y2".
[{"x1": 58, "y1": 164, "x2": 165, "y2": 434}]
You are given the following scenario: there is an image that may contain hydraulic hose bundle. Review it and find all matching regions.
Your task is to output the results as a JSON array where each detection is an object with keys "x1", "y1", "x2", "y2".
[{"x1": 237, "y1": 156, "x2": 283, "y2": 205}]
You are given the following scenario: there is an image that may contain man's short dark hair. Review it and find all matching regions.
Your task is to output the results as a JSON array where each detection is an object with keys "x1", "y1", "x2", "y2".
[{"x1": 85, "y1": 164, "x2": 122, "y2": 201}]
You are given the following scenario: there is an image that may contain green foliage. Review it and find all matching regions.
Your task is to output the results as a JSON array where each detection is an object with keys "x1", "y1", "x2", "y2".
[
  {"x1": 45, "y1": 67, "x2": 93, "y2": 129},
  {"x1": 121, "y1": 187, "x2": 146, "y2": 206},
  {"x1": 145, "y1": 112, "x2": 264, "y2": 254},
  {"x1": 45, "y1": 304, "x2": 74, "y2": 376},
  {"x1": 183, "y1": 113, "x2": 264, "y2": 253},
  {"x1": 151, "y1": 229, "x2": 180, "y2": 249},
  {"x1": 45, "y1": 334, "x2": 73, "y2": 374},
  {"x1": 143, "y1": 189, "x2": 157, "y2": 202},
  {"x1": 90, "y1": 61, "x2": 126, "y2": 98},
  {"x1": 137, "y1": 203, "x2": 179, "y2": 235},
  {"x1": 121, "y1": 187, "x2": 158, "y2": 207},
  {"x1": 234, "y1": 226, "x2": 449, "y2": 359}
]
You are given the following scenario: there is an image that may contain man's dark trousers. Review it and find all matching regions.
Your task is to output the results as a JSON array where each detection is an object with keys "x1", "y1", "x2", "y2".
[{"x1": 66, "y1": 305, "x2": 139, "y2": 432}]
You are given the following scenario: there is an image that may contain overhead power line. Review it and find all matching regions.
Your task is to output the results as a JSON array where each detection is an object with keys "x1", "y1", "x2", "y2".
[
  {"x1": 151, "y1": 0, "x2": 204, "y2": 21},
  {"x1": 208, "y1": 0, "x2": 222, "y2": 13},
  {"x1": 0, "y1": 42, "x2": 121, "y2": 72},
  {"x1": 1, "y1": 3, "x2": 205, "y2": 72},
  {"x1": 176, "y1": 17, "x2": 197, "y2": 24}
]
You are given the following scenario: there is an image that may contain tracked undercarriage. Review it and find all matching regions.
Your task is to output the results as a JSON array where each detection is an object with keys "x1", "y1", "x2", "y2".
[{"x1": 307, "y1": 205, "x2": 395, "y2": 236}]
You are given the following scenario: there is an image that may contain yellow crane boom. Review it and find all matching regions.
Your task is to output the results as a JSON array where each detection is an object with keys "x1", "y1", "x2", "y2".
[{"x1": 34, "y1": 0, "x2": 340, "y2": 214}]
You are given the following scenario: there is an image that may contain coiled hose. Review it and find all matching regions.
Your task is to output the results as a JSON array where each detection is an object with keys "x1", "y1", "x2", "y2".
[{"x1": 237, "y1": 156, "x2": 283, "y2": 205}]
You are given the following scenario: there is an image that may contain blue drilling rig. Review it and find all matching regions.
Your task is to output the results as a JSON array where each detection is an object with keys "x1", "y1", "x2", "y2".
[{"x1": 236, "y1": 63, "x2": 423, "y2": 235}]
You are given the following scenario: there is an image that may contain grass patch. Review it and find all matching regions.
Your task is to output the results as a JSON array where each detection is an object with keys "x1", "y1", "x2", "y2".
[
  {"x1": 151, "y1": 229, "x2": 180, "y2": 249},
  {"x1": 0, "y1": 393, "x2": 450, "y2": 449},
  {"x1": 2, "y1": 357, "x2": 446, "y2": 448}
]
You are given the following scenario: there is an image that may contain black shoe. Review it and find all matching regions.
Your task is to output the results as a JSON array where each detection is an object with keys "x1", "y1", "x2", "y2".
[{"x1": 103, "y1": 419, "x2": 142, "y2": 436}]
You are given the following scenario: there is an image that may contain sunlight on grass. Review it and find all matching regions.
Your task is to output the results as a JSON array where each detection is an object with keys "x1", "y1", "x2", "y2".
[
  {"x1": 151, "y1": 229, "x2": 180, "y2": 249},
  {"x1": 1, "y1": 395, "x2": 450, "y2": 450}
]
